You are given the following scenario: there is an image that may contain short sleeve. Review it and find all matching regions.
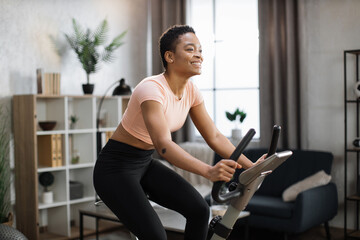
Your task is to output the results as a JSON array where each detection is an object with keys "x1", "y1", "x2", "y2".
[
  {"x1": 134, "y1": 80, "x2": 166, "y2": 105},
  {"x1": 190, "y1": 81, "x2": 204, "y2": 107}
]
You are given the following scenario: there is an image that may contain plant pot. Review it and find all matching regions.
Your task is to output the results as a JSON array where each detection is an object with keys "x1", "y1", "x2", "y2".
[
  {"x1": 231, "y1": 128, "x2": 242, "y2": 140},
  {"x1": 82, "y1": 84, "x2": 94, "y2": 95},
  {"x1": 42, "y1": 191, "x2": 53, "y2": 204}
]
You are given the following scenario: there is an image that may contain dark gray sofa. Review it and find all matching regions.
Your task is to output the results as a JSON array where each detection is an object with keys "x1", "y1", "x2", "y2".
[{"x1": 213, "y1": 148, "x2": 338, "y2": 240}]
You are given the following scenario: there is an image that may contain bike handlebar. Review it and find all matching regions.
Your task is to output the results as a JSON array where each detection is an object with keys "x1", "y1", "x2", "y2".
[
  {"x1": 211, "y1": 125, "x2": 281, "y2": 204},
  {"x1": 267, "y1": 125, "x2": 281, "y2": 156},
  {"x1": 211, "y1": 128, "x2": 256, "y2": 204}
]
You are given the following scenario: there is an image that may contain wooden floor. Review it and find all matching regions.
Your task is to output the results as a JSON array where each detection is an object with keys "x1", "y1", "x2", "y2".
[
  {"x1": 231, "y1": 225, "x2": 345, "y2": 240},
  {"x1": 84, "y1": 224, "x2": 346, "y2": 240}
]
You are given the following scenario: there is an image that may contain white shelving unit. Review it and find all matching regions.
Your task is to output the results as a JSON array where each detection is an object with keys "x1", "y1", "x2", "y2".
[{"x1": 13, "y1": 94, "x2": 130, "y2": 240}]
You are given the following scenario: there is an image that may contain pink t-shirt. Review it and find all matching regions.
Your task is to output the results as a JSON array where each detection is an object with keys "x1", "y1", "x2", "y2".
[{"x1": 121, "y1": 73, "x2": 203, "y2": 145}]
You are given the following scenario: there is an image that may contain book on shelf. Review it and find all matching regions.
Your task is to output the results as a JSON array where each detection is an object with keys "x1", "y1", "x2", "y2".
[
  {"x1": 42, "y1": 72, "x2": 61, "y2": 95},
  {"x1": 37, "y1": 134, "x2": 63, "y2": 167},
  {"x1": 36, "y1": 68, "x2": 43, "y2": 94},
  {"x1": 56, "y1": 134, "x2": 62, "y2": 166}
]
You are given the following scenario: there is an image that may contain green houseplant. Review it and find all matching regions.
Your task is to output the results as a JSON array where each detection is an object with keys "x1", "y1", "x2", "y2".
[
  {"x1": 0, "y1": 105, "x2": 11, "y2": 224},
  {"x1": 69, "y1": 114, "x2": 79, "y2": 129},
  {"x1": 39, "y1": 172, "x2": 54, "y2": 204},
  {"x1": 225, "y1": 108, "x2": 247, "y2": 139},
  {"x1": 65, "y1": 18, "x2": 127, "y2": 94}
]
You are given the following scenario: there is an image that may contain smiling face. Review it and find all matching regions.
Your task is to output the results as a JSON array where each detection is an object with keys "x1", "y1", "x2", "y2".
[{"x1": 165, "y1": 32, "x2": 203, "y2": 78}]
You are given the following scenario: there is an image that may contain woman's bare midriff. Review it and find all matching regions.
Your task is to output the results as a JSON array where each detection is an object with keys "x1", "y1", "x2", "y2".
[{"x1": 110, "y1": 123, "x2": 155, "y2": 150}]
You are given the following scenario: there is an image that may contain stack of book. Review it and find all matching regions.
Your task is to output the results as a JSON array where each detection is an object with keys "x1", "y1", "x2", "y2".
[
  {"x1": 37, "y1": 134, "x2": 63, "y2": 167},
  {"x1": 37, "y1": 69, "x2": 61, "y2": 95},
  {"x1": 43, "y1": 73, "x2": 61, "y2": 95}
]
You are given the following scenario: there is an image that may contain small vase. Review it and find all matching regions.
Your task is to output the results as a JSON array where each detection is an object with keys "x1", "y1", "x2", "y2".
[
  {"x1": 231, "y1": 128, "x2": 242, "y2": 140},
  {"x1": 71, "y1": 150, "x2": 80, "y2": 164},
  {"x1": 82, "y1": 84, "x2": 94, "y2": 94},
  {"x1": 42, "y1": 191, "x2": 53, "y2": 204}
]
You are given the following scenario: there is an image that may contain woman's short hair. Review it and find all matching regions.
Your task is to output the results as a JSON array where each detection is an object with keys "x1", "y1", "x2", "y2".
[{"x1": 159, "y1": 25, "x2": 195, "y2": 69}]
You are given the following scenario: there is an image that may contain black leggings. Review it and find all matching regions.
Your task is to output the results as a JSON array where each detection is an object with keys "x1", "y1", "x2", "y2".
[{"x1": 93, "y1": 139, "x2": 209, "y2": 240}]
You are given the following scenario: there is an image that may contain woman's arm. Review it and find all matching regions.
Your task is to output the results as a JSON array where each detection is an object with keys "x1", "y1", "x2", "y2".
[
  {"x1": 189, "y1": 102, "x2": 256, "y2": 169},
  {"x1": 141, "y1": 100, "x2": 241, "y2": 182}
]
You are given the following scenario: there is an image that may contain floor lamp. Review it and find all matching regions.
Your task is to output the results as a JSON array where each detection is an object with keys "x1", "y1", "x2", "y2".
[{"x1": 96, "y1": 78, "x2": 131, "y2": 157}]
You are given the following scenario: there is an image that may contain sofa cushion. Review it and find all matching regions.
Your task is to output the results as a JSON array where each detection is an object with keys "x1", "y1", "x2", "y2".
[
  {"x1": 246, "y1": 195, "x2": 294, "y2": 219},
  {"x1": 282, "y1": 170, "x2": 332, "y2": 202}
]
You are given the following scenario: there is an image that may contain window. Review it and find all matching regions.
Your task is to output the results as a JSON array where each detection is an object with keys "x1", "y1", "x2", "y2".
[{"x1": 188, "y1": 0, "x2": 260, "y2": 138}]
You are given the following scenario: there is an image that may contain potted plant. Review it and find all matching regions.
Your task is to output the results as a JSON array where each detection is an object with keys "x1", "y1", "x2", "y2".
[
  {"x1": 69, "y1": 114, "x2": 79, "y2": 129},
  {"x1": 0, "y1": 104, "x2": 12, "y2": 225},
  {"x1": 64, "y1": 18, "x2": 127, "y2": 94},
  {"x1": 225, "y1": 108, "x2": 247, "y2": 139},
  {"x1": 39, "y1": 172, "x2": 55, "y2": 204}
]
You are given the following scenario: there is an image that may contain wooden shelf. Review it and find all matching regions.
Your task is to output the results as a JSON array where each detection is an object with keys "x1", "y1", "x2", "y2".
[
  {"x1": 347, "y1": 195, "x2": 360, "y2": 201},
  {"x1": 38, "y1": 201, "x2": 67, "y2": 210},
  {"x1": 38, "y1": 166, "x2": 67, "y2": 172},
  {"x1": 347, "y1": 229, "x2": 360, "y2": 239},
  {"x1": 68, "y1": 129, "x2": 95, "y2": 134},
  {"x1": 37, "y1": 130, "x2": 67, "y2": 135},
  {"x1": 345, "y1": 49, "x2": 360, "y2": 55},
  {"x1": 68, "y1": 163, "x2": 94, "y2": 169},
  {"x1": 346, "y1": 99, "x2": 360, "y2": 103},
  {"x1": 69, "y1": 196, "x2": 94, "y2": 205},
  {"x1": 346, "y1": 148, "x2": 360, "y2": 152},
  {"x1": 344, "y1": 50, "x2": 360, "y2": 239},
  {"x1": 13, "y1": 94, "x2": 130, "y2": 240}
]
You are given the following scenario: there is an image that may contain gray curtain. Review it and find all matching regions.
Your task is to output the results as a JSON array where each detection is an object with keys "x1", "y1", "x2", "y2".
[
  {"x1": 258, "y1": 0, "x2": 301, "y2": 149},
  {"x1": 151, "y1": 0, "x2": 187, "y2": 76},
  {"x1": 150, "y1": 0, "x2": 194, "y2": 143}
]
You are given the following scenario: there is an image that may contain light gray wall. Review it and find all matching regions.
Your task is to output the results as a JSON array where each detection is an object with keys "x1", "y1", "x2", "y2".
[
  {"x1": 299, "y1": 0, "x2": 360, "y2": 229},
  {"x1": 0, "y1": 0, "x2": 149, "y2": 98}
]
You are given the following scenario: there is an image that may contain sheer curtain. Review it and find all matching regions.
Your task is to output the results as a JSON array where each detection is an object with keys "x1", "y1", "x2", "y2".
[
  {"x1": 258, "y1": 0, "x2": 302, "y2": 149},
  {"x1": 150, "y1": 0, "x2": 195, "y2": 143}
]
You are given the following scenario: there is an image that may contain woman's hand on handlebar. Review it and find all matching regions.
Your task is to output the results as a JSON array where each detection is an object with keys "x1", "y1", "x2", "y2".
[
  {"x1": 253, "y1": 154, "x2": 267, "y2": 166},
  {"x1": 207, "y1": 160, "x2": 242, "y2": 182}
]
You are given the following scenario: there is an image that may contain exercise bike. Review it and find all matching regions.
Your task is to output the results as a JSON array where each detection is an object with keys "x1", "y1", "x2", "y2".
[
  {"x1": 207, "y1": 126, "x2": 293, "y2": 240},
  {"x1": 106, "y1": 126, "x2": 291, "y2": 240}
]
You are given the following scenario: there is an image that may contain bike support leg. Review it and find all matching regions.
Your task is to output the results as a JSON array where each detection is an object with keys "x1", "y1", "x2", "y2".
[{"x1": 210, "y1": 174, "x2": 269, "y2": 240}]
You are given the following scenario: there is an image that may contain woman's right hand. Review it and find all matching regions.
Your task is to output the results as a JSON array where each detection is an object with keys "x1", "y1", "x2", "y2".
[{"x1": 207, "y1": 160, "x2": 242, "y2": 182}]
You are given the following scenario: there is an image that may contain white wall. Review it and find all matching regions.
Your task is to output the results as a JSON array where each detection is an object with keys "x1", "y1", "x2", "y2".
[
  {"x1": 0, "y1": 0, "x2": 149, "y2": 98},
  {"x1": 299, "y1": 0, "x2": 360, "y2": 229}
]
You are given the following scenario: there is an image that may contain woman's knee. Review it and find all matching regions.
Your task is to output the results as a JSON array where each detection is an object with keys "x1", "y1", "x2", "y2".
[
  {"x1": 183, "y1": 199, "x2": 209, "y2": 240},
  {"x1": 186, "y1": 198, "x2": 210, "y2": 222},
  {"x1": 198, "y1": 200, "x2": 210, "y2": 220}
]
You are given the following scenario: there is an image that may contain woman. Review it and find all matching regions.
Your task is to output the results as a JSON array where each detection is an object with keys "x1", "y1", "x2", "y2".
[{"x1": 93, "y1": 25, "x2": 263, "y2": 240}]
